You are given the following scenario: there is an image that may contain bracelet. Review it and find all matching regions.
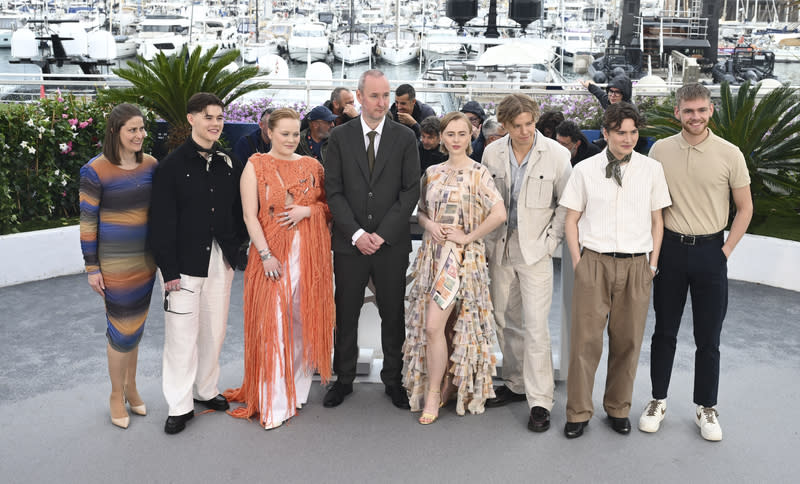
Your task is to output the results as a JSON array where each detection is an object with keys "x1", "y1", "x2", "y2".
[{"x1": 259, "y1": 248, "x2": 272, "y2": 261}]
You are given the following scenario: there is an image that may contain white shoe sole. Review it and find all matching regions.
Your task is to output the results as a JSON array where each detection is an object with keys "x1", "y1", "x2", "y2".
[
  {"x1": 638, "y1": 414, "x2": 664, "y2": 433},
  {"x1": 696, "y1": 416, "x2": 722, "y2": 441}
]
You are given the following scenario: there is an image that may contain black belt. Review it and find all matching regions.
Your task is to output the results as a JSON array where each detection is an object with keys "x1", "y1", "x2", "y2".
[
  {"x1": 664, "y1": 229, "x2": 724, "y2": 246},
  {"x1": 600, "y1": 252, "x2": 646, "y2": 258}
]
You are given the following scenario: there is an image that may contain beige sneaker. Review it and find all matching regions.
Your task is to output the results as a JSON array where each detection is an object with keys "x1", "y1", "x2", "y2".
[
  {"x1": 638, "y1": 399, "x2": 667, "y2": 433},
  {"x1": 696, "y1": 405, "x2": 722, "y2": 441}
]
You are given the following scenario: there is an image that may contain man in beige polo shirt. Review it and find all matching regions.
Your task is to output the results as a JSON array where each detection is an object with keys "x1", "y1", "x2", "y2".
[
  {"x1": 482, "y1": 94, "x2": 572, "y2": 433},
  {"x1": 559, "y1": 102, "x2": 671, "y2": 439},
  {"x1": 639, "y1": 83, "x2": 753, "y2": 442}
]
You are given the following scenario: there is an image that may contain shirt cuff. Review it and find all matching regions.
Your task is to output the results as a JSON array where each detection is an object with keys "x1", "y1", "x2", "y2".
[{"x1": 352, "y1": 229, "x2": 365, "y2": 246}]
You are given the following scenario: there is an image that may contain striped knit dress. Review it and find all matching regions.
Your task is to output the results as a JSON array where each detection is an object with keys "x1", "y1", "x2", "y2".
[{"x1": 79, "y1": 154, "x2": 158, "y2": 352}]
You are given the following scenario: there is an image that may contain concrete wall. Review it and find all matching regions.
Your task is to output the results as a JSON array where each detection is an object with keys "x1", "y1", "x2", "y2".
[
  {"x1": 0, "y1": 226, "x2": 798, "y2": 292},
  {"x1": 0, "y1": 226, "x2": 84, "y2": 287}
]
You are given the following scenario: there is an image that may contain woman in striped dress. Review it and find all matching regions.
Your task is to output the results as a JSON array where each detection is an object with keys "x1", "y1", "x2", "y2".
[{"x1": 80, "y1": 104, "x2": 157, "y2": 429}]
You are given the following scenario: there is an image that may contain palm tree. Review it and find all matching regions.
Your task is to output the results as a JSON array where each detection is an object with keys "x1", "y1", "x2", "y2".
[
  {"x1": 103, "y1": 45, "x2": 271, "y2": 149},
  {"x1": 641, "y1": 81, "x2": 800, "y2": 200}
]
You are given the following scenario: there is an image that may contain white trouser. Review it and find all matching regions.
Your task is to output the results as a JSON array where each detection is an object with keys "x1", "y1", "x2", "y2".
[
  {"x1": 161, "y1": 239, "x2": 234, "y2": 416},
  {"x1": 489, "y1": 231, "x2": 556, "y2": 410},
  {"x1": 260, "y1": 233, "x2": 311, "y2": 429}
]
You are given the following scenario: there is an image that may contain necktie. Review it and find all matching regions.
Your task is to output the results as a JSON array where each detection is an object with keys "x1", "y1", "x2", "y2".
[{"x1": 366, "y1": 130, "x2": 376, "y2": 174}]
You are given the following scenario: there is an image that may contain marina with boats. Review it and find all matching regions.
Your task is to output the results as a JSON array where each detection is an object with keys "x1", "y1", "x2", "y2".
[{"x1": 2, "y1": 0, "x2": 800, "y2": 104}]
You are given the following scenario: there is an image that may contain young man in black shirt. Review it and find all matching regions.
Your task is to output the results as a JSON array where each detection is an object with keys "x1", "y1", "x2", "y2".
[{"x1": 149, "y1": 92, "x2": 247, "y2": 435}]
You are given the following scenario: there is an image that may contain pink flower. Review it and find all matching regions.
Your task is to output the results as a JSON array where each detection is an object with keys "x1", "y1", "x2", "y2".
[
  {"x1": 68, "y1": 118, "x2": 78, "y2": 126},
  {"x1": 57, "y1": 97, "x2": 64, "y2": 103},
  {"x1": 79, "y1": 121, "x2": 88, "y2": 129},
  {"x1": 87, "y1": 118, "x2": 93, "y2": 124},
  {"x1": 61, "y1": 113, "x2": 68, "y2": 118}
]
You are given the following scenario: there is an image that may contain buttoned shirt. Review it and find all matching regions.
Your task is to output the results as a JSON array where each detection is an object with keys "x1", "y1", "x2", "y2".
[
  {"x1": 559, "y1": 150, "x2": 672, "y2": 254},
  {"x1": 508, "y1": 136, "x2": 535, "y2": 230},
  {"x1": 352, "y1": 116, "x2": 388, "y2": 244}
]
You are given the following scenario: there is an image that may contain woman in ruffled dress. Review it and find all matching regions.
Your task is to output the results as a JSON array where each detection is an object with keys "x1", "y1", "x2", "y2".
[
  {"x1": 403, "y1": 111, "x2": 507, "y2": 424},
  {"x1": 224, "y1": 108, "x2": 334, "y2": 429}
]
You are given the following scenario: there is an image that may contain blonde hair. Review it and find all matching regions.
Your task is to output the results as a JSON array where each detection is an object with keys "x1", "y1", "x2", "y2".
[
  {"x1": 496, "y1": 94, "x2": 540, "y2": 127},
  {"x1": 267, "y1": 107, "x2": 301, "y2": 129},
  {"x1": 438, "y1": 112, "x2": 474, "y2": 156}
]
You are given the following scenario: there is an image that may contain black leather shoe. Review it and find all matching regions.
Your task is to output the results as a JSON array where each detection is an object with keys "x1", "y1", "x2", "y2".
[
  {"x1": 164, "y1": 410, "x2": 194, "y2": 434},
  {"x1": 485, "y1": 385, "x2": 526, "y2": 408},
  {"x1": 385, "y1": 384, "x2": 411, "y2": 409},
  {"x1": 608, "y1": 416, "x2": 631, "y2": 434},
  {"x1": 194, "y1": 394, "x2": 229, "y2": 411},
  {"x1": 564, "y1": 421, "x2": 589, "y2": 439},
  {"x1": 323, "y1": 382, "x2": 353, "y2": 408},
  {"x1": 528, "y1": 406, "x2": 551, "y2": 432}
]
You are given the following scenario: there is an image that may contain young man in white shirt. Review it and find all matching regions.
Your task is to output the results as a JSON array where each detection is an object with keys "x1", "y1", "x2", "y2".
[{"x1": 559, "y1": 102, "x2": 672, "y2": 439}]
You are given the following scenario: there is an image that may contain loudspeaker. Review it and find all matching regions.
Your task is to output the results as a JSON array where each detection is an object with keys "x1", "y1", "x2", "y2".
[
  {"x1": 446, "y1": 0, "x2": 478, "y2": 26},
  {"x1": 509, "y1": 0, "x2": 542, "y2": 28}
]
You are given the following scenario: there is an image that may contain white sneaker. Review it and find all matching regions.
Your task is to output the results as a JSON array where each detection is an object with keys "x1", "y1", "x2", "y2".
[
  {"x1": 638, "y1": 399, "x2": 667, "y2": 433},
  {"x1": 696, "y1": 405, "x2": 723, "y2": 441}
]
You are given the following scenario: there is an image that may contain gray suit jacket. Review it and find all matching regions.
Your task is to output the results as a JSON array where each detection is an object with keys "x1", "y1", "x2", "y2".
[{"x1": 324, "y1": 116, "x2": 421, "y2": 254}]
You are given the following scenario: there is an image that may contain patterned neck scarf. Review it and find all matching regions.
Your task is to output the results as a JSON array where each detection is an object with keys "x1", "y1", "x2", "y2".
[
  {"x1": 189, "y1": 137, "x2": 233, "y2": 172},
  {"x1": 605, "y1": 149, "x2": 632, "y2": 187}
]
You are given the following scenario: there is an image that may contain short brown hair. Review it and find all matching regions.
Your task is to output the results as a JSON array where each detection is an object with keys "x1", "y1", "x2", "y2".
[
  {"x1": 439, "y1": 111, "x2": 473, "y2": 156},
  {"x1": 103, "y1": 103, "x2": 144, "y2": 165},
  {"x1": 675, "y1": 82, "x2": 712, "y2": 106},
  {"x1": 496, "y1": 94, "x2": 540, "y2": 126},
  {"x1": 186, "y1": 92, "x2": 223, "y2": 114},
  {"x1": 602, "y1": 102, "x2": 644, "y2": 132},
  {"x1": 267, "y1": 107, "x2": 301, "y2": 130}
]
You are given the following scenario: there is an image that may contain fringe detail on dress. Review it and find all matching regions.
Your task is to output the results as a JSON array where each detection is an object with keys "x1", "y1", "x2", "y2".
[{"x1": 224, "y1": 155, "x2": 334, "y2": 427}]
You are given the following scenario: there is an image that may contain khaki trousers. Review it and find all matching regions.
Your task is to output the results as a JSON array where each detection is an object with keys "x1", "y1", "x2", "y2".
[
  {"x1": 566, "y1": 249, "x2": 653, "y2": 422},
  {"x1": 161, "y1": 240, "x2": 234, "y2": 416},
  {"x1": 489, "y1": 231, "x2": 555, "y2": 410}
]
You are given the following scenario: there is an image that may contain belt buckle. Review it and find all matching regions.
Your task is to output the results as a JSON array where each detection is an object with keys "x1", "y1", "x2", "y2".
[{"x1": 680, "y1": 234, "x2": 696, "y2": 246}]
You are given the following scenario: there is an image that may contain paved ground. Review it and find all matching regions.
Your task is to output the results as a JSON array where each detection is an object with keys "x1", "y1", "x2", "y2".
[{"x1": 1, "y1": 265, "x2": 799, "y2": 483}]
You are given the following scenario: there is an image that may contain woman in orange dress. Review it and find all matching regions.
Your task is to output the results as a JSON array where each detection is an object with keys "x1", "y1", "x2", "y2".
[{"x1": 224, "y1": 108, "x2": 334, "y2": 429}]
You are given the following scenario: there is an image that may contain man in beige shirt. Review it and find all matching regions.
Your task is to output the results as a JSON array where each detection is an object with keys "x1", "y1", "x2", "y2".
[
  {"x1": 482, "y1": 94, "x2": 572, "y2": 433},
  {"x1": 639, "y1": 83, "x2": 753, "y2": 442},
  {"x1": 559, "y1": 102, "x2": 672, "y2": 439}
]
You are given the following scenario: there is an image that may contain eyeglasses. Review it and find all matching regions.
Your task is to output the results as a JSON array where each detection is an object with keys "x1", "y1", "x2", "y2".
[
  {"x1": 163, "y1": 287, "x2": 194, "y2": 315},
  {"x1": 465, "y1": 114, "x2": 481, "y2": 126},
  {"x1": 607, "y1": 89, "x2": 623, "y2": 96}
]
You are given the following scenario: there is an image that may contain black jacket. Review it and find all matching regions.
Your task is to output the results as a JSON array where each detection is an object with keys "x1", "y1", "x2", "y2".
[
  {"x1": 232, "y1": 127, "x2": 270, "y2": 164},
  {"x1": 296, "y1": 127, "x2": 329, "y2": 165},
  {"x1": 389, "y1": 100, "x2": 436, "y2": 138},
  {"x1": 588, "y1": 75, "x2": 633, "y2": 109},
  {"x1": 419, "y1": 144, "x2": 447, "y2": 172},
  {"x1": 148, "y1": 138, "x2": 247, "y2": 282}
]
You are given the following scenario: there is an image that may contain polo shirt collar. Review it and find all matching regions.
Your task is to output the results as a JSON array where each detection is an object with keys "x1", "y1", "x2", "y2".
[{"x1": 677, "y1": 128, "x2": 714, "y2": 152}]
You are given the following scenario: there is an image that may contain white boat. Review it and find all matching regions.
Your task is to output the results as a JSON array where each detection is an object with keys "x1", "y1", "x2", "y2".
[
  {"x1": 136, "y1": 15, "x2": 190, "y2": 61},
  {"x1": 241, "y1": 37, "x2": 280, "y2": 64},
  {"x1": 189, "y1": 18, "x2": 239, "y2": 58},
  {"x1": 332, "y1": 30, "x2": 372, "y2": 64},
  {"x1": 0, "y1": 11, "x2": 25, "y2": 48},
  {"x1": 378, "y1": 2, "x2": 418, "y2": 65},
  {"x1": 114, "y1": 35, "x2": 137, "y2": 58},
  {"x1": 378, "y1": 28, "x2": 419, "y2": 65},
  {"x1": 287, "y1": 22, "x2": 328, "y2": 62}
]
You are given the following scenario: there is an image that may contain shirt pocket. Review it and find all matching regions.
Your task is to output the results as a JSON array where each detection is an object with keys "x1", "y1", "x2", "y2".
[{"x1": 525, "y1": 176, "x2": 554, "y2": 208}]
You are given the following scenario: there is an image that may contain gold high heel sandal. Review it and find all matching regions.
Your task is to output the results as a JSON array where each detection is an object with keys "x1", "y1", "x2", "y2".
[{"x1": 419, "y1": 390, "x2": 441, "y2": 425}]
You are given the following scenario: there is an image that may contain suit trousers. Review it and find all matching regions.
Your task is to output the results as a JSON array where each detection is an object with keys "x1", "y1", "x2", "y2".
[
  {"x1": 650, "y1": 233, "x2": 728, "y2": 407},
  {"x1": 161, "y1": 240, "x2": 234, "y2": 416},
  {"x1": 566, "y1": 249, "x2": 653, "y2": 422},
  {"x1": 489, "y1": 230, "x2": 555, "y2": 410},
  {"x1": 333, "y1": 243, "x2": 409, "y2": 386}
]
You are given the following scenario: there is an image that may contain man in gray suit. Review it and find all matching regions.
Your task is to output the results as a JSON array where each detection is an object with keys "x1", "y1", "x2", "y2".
[{"x1": 323, "y1": 69, "x2": 421, "y2": 409}]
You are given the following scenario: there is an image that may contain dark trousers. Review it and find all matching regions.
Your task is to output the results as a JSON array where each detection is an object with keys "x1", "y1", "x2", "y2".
[
  {"x1": 332, "y1": 244, "x2": 409, "y2": 386},
  {"x1": 651, "y1": 232, "x2": 728, "y2": 407}
]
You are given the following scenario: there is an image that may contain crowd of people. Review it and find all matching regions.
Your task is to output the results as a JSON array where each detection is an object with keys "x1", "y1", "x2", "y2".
[{"x1": 80, "y1": 71, "x2": 752, "y2": 442}]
